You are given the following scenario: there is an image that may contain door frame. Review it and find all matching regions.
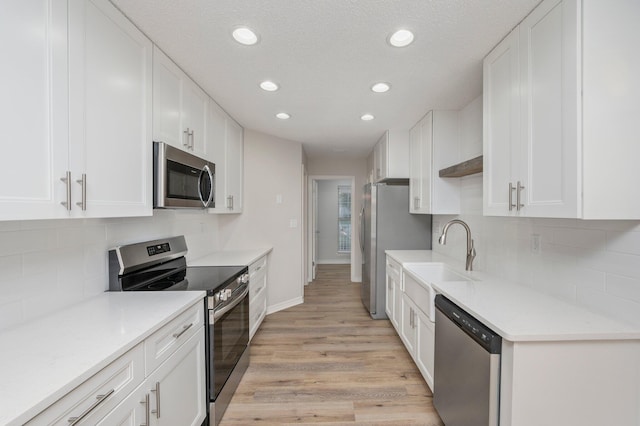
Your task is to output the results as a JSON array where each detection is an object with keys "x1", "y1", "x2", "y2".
[{"x1": 307, "y1": 175, "x2": 356, "y2": 283}]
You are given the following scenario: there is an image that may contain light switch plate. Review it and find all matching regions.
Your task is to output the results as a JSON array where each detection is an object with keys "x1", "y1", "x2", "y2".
[{"x1": 531, "y1": 234, "x2": 541, "y2": 254}]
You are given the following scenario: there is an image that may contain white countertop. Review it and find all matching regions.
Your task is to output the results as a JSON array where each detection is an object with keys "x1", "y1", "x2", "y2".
[
  {"x1": 0, "y1": 291, "x2": 205, "y2": 426},
  {"x1": 188, "y1": 247, "x2": 272, "y2": 267},
  {"x1": 386, "y1": 250, "x2": 640, "y2": 342}
]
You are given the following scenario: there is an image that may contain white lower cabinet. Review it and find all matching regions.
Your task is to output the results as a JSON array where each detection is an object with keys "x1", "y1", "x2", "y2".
[
  {"x1": 386, "y1": 255, "x2": 435, "y2": 391},
  {"x1": 26, "y1": 302, "x2": 206, "y2": 426},
  {"x1": 385, "y1": 257, "x2": 401, "y2": 329},
  {"x1": 249, "y1": 255, "x2": 268, "y2": 340}
]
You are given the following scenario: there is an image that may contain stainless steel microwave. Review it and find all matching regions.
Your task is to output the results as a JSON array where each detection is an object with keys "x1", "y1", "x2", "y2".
[{"x1": 153, "y1": 142, "x2": 215, "y2": 208}]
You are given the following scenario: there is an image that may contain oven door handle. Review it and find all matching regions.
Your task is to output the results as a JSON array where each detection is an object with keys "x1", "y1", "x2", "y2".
[{"x1": 212, "y1": 285, "x2": 249, "y2": 322}]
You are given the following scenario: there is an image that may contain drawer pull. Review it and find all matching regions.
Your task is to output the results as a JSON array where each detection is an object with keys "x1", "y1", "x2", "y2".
[
  {"x1": 67, "y1": 388, "x2": 114, "y2": 425},
  {"x1": 172, "y1": 322, "x2": 194, "y2": 339},
  {"x1": 150, "y1": 381, "x2": 161, "y2": 418},
  {"x1": 140, "y1": 392, "x2": 150, "y2": 426}
]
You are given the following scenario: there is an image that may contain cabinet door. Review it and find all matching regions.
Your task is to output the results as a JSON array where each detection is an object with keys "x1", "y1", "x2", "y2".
[
  {"x1": 153, "y1": 47, "x2": 184, "y2": 149},
  {"x1": 416, "y1": 314, "x2": 435, "y2": 391},
  {"x1": 409, "y1": 121, "x2": 422, "y2": 214},
  {"x1": 225, "y1": 119, "x2": 243, "y2": 213},
  {"x1": 206, "y1": 99, "x2": 228, "y2": 211},
  {"x1": 146, "y1": 329, "x2": 207, "y2": 426},
  {"x1": 385, "y1": 272, "x2": 396, "y2": 328},
  {"x1": 483, "y1": 28, "x2": 520, "y2": 216},
  {"x1": 519, "y1": 0, "x2": 579, "y2": 218},
  {"x1": 417, "y1": 112, "x2": 433, "y2": 213},
  {"x1": 182, "y1": 80, "x2": 208, "y2": 157},
  {"x1": 68, "y1": 0, "x2": 152, "y2": 218},
  {"x1": 0, "y1": 0, "x2": 69, "y2": 220},
  {"x1": 400, "y1": 294, "x2": 417, "y2": 354},
  {"x1": 95, "y1": 387, "x2": 148, "y2": 426}
]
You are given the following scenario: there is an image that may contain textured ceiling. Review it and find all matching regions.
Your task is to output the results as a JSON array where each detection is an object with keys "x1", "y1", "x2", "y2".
[{"x1": 111, "y1": 0, "x2": 540, "y2": 159}]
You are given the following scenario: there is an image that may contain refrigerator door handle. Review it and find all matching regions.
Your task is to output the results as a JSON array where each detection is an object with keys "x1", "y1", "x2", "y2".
[{"x1": 358, "y1": 205, "x2": 365, "y2": 256}]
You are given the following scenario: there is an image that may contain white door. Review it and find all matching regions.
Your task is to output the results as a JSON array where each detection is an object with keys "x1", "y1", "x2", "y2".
[
  {"x1": 206, "y1": 98, "x2": 227, "y2": 210},
  {"x1": 225, "y1": 119, "x2": 243, "y2": 212},
  {"x1": 483, "y1": 28, "x2": 520, "y2": 216},
  {"x1": 68, "y1": 0, "x2": 152, "y2": 218},
  {"x1": 147, "y1": 331, "x2": 206, "y2": 426},
  {"x1": 312, "y1": 179, "x2": 319, "y2": 280},
  {"x1": 0, "y1": 0, "x2": 69, "y2": 220},
  {"x1": 152, "y1": 47, "x2": 183, "y2": 148},
  {"x1": 519, "y1": 0, "x2": 579, "y2": 218},
  {"x1": 182, "y1": 80, "x2": 208, "y2": 157}
]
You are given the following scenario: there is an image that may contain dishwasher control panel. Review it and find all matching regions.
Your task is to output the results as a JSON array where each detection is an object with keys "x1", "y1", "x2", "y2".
[{"x1": 435, "y1": 294, "x2": 502, "y2": 353}]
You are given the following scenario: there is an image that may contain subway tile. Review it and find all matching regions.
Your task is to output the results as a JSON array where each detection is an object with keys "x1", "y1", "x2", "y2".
[
  {"x1": 551, "y1": 227, "x2": 606, "y2": 249},
  {"x1": 0, "y1": 301, "x2": 23, "y2": 331},
  {"x1": 0, "y1": 255, "x2": 22, "y2": 281},
  {"x1": 606, "y1": 273, "x2": 640, "y2": 304},
  {"x1": 606, "y1": 231, "x2": 640, "y2": 256}
]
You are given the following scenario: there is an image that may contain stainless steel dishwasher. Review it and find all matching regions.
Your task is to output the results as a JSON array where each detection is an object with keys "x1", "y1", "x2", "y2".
[{"x1": 434, "y1": 295, "x2": 502, "y2": 426}]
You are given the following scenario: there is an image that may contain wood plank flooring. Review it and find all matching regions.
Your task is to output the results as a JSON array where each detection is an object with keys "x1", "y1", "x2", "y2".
[{"x1": 220, "y1": 264, "x2": 444, "y2": 425}]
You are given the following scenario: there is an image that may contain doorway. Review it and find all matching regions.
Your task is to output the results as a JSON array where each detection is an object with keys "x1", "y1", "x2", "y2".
[{"x1": 307, "y1": 175, "x2": 356, "y2": 283}]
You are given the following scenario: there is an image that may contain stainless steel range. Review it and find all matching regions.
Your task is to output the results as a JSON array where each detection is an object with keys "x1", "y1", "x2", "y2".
[{"x1": 108, "y1": 236, "x2": 249, "y2": 426}]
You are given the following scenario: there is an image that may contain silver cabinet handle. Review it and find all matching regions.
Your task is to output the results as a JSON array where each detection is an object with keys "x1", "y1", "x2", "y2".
[
  {"x1": 150, "y1": 381, "x2": 161, "y2": 418},
  {"x1": 414, "y1": 197, "x2": 420, "y2": 210},
  {"x1": 189, "y1": 129, "x2": 194, "y2": 149},
  {"x1": 183, "y1": 128, "x2": 190, "y2": 148},
  {"x1": 67, "y1": 388, "x2": 114, "y2": 425},
  {"x1": 61, "y1": 171, "x2": 71, "y2": 210},
  {"x1": 172, "y1": 322, "x2": 194, "y2": 339},
  {"x1": 508, "y1": 182, "x2": 516, "y2": 211},
  {"x1": 516, "y1": 181, "x2": 525, "y2": 211},
  {"x1": 75, "y1": 173, "x2": 86, "y2": 211},
  {"x1": 227, "y1": 195, "x2": 234, "y2": 210},
  {"x1": 358, "y1": 205, "x2": 365, "y2": 256},
  {"x1": 140, "y1": 392, "x2": 150, "y2": 426},
  {"x1": 409, "y1": 307, "x2": 413, "y2": 328}
]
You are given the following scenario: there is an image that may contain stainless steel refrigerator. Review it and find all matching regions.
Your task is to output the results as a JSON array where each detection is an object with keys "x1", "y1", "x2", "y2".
[{"x1": 359, "y1": 182, "x2": 432, "y2": 319}]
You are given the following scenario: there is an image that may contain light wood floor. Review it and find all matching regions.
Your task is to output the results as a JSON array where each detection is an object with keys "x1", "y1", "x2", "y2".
[{"x1": 220, "y1": 264, "x2": 444, "y2": 425}]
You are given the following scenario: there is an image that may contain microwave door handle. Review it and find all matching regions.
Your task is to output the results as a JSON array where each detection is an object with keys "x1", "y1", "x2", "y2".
[{"x1": 198, "y1": 165, "x2": 214, "y2": 208}]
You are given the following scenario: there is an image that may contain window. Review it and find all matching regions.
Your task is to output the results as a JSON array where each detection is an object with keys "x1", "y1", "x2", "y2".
[{"x1": 338, "y1": 185, "x2": 351, "y2": 253}]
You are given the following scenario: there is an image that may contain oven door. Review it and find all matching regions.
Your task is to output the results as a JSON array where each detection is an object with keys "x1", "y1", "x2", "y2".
[
  {"x1": 154, "y1": 141, "x2": 215, "y2": 208},
  {"x1": 209, "y1": 284, "x2": 249, "y2": 400}
]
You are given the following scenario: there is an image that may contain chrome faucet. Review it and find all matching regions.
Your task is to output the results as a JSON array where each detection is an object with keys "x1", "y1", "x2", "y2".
[{"x1": 438, "y1": 219, "x2": 476, "y2": 271}]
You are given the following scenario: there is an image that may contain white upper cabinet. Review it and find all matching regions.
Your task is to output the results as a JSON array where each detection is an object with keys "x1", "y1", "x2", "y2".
[
  {"x1": 0, "y1": 0, "x2": 152, "y2": 221},
  {"x1": 0, "y1": 0, "x2": 69, "y2": 220},
  {"x1": 409, "y1": 111, "x2": 461, "y2": 214},
  {"x1": 68, "y1": 0, "x2": 153, "y2": 218},
  {"x1": 206, "y1": 99, "x2": 243, "y2": 213},
  {"x1": 153, "y1": 47, "x2": 208, "y2": 159},
  {"x1": 372, "y1": 130, "x2": 410, "y2": 182},
  {"x1": 484, "y1": 0, "x2": 640, "y2": 219}
]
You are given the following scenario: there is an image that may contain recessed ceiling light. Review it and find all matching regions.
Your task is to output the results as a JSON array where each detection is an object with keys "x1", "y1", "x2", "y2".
[
  {"x1": 361, "y1": 114, "x2": 375, "y2": 121},
  {"x1": 260, "y1": 80, "x2": 279, "y2": 92},
  {"x1": 371, "y1": 82, "x2": 391, "y2": 93},
  {"x1": 232, "y1": 27, "x2": 259, "y2": 45},
  {"x1": 276, "y1": 112, "x2": 290, "y2": 120},
  {"x1": 388, "y1": 29, "x2": 414, "y2": 47}
]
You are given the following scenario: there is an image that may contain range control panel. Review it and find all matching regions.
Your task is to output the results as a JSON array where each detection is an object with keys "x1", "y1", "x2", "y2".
[{"x1": 147, "y1": 242, "x2": 171, "y2": 256}]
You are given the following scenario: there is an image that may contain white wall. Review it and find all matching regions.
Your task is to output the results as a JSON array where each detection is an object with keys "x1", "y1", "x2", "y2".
[
  {"x1": 317, "y1": 179, "x2": 351, "y2": 264},
  {"x1": 307, "y1": 156, "x2": 368, "y2": 281},
  {"x1": 217, "y1": 129, "x2": 305, "y2": 313},
  {"x1": 433, "y1": 96, "x2": 640, "y2": 326},
  {"x1": 0, "y1": 210, "x2": 220, "y2": 331}
]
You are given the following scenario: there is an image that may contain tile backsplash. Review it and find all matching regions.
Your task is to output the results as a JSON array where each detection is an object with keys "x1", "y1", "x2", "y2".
[
  {"x1": 433, "y1": 174, "x2": 640, "y2": 326},
  {"x1": 0, "y1": 210, "x2": 220, "y2": 330}
]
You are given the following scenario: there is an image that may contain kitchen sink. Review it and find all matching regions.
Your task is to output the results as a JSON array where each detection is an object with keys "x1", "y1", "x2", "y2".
[
  {"x1": 403, "y1": 262, "x2": 475, "y2": 284},
  {"x1": 402, "y1": 262, "x2": 476, "y2": 322}
]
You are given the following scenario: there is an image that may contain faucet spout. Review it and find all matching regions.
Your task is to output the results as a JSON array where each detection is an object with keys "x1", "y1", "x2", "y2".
[{"x1": 438, "y1": 219, "x2": 476, "y2": 271}]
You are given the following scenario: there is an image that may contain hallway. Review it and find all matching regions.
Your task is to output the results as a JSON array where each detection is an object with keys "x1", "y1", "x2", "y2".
[{"x1": 220, "y1": 264, "x2": 443, "y2": 425}]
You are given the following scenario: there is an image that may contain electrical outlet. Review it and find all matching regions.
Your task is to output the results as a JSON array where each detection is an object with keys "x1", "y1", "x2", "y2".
[{"x1": 531, "y1": 234, "x2": 541, "y2": 254}]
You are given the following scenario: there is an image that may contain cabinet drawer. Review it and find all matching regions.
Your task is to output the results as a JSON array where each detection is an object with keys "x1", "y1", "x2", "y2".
[
  {"x1": 249, "y1": 255, "x2": 267, "y2": 276},
  {"x1": 386, "y1": 257, "x2": 402, "y2": 282},
  {"x1": 404, "y1": 273, "x2": 436, "y2": 322},
  {"x1": 27, "y1": 343, "x2": 144, "y2": 425},
  {"x1": 144, "y1": 301, "x2": 204, "y2": 375},
  {"x1": 250, "y1": 269, "x2": 267, "y2": 301}
]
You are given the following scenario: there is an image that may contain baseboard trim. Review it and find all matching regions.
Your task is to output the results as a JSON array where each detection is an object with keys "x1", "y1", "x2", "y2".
[
  {"x1": 266, "y1": 296, "x2": 304, "y2": 315},
  {"x1": 317, "y1": 259, "x2": 351, "y2": 265}
]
